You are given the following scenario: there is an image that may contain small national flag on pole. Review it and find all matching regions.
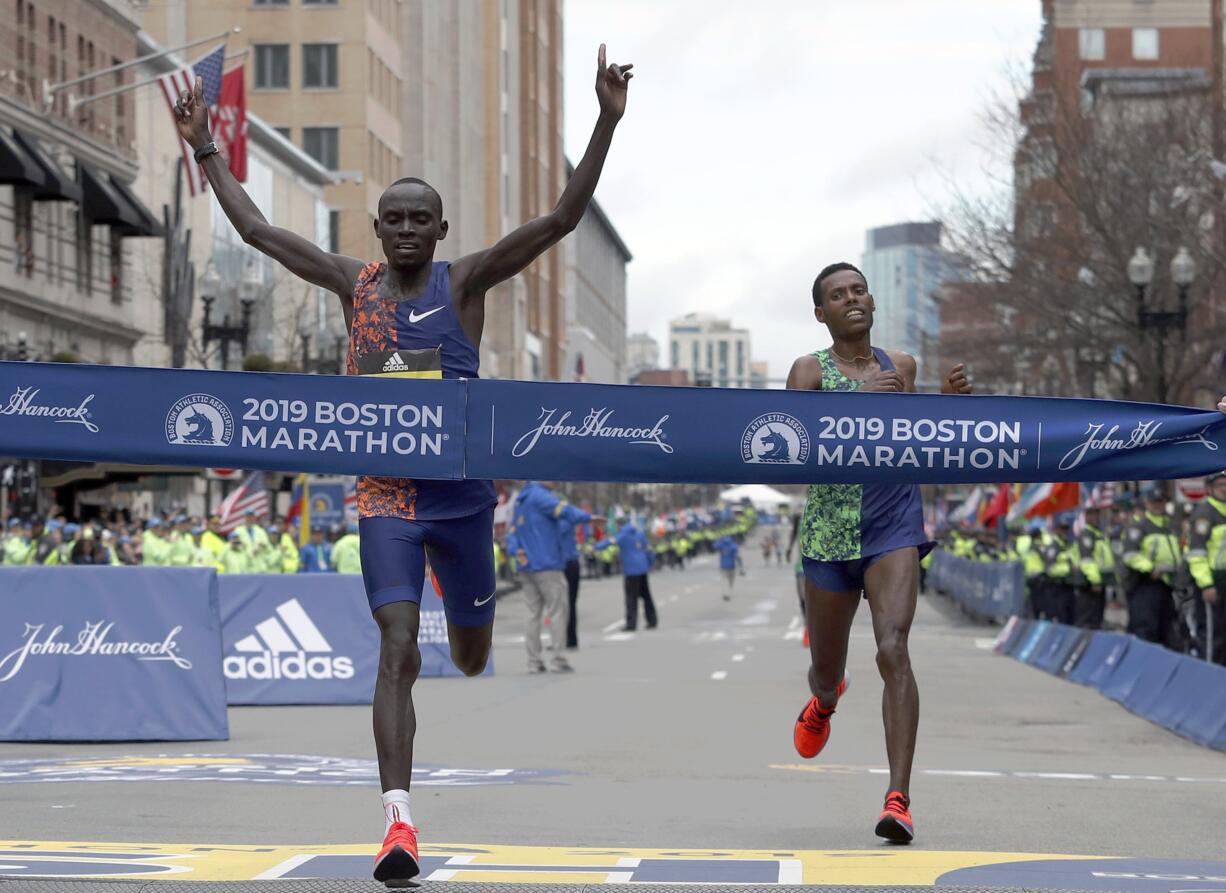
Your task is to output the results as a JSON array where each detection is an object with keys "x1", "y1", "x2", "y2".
[
  {"x1": 344, "y1": 477, "x2": 357, "y2": 524},
  {"x1": 216, "y1": 470, "x2": 268, "y2": 534},
  {"x1": 157, "y1": 43, "x2": 227, "y2": 197}
]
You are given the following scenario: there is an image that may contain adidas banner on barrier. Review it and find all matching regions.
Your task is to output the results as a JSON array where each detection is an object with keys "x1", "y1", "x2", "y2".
[
  {"x1": 218, "y1": 574, "x2": 492, "y2": 706},
  {"x1": 0, "y1": 567, "x2": 229, "y2": 741},
  {"x1": 2, "y1": 361, "x2": 1225, "y2": 484}
]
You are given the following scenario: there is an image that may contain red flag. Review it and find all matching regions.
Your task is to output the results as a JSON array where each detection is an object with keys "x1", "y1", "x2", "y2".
[
  {"x1": 215, "y1": 66, "x2": 248, "y2": 182},
  {"x1": 1028, "y1": 481, "x2": 1081, "y2": 518},
  {"x1": 979, "y1": 483, "x2": 1011, "y2": 529}
]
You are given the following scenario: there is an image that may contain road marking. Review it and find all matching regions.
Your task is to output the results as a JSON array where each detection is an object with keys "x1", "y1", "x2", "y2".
[
  {"x1": 601, "y1": 620, "x2": 623, "y2": 633},
  {"x1": 770, "y1": 764, "x2": 1226, "y2": 785},
  {"x1": 731, "y1": 654, "x2": 746, "y2": 662},
  {"x1": 668, "y1": 595, "x2": 679, "y2": 603},
  {"x1": 974, "y1": 637, "x2": 997, "y2": 650},
  {"x1": 710, "y1": 671, "x2": 728, "y2": 680},
  {"x1": 603, "y1": 632, "x2": 635, "y2": 642}
]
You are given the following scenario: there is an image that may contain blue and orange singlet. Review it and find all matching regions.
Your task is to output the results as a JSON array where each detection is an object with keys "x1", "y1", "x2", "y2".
[{"x1": 346, "y1": 260, "x2": 497, "y2": 521}]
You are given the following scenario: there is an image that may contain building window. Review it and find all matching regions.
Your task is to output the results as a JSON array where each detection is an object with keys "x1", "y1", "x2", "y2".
[
  {"x1": 1078, "y1": 28, "x2": 1105, "y2": 61},
  {"x1": 272, "y1": 126, "x2": 291, "y2": 140},
  {"x1": 670, "y1": 339, "x2": 679, "y2": 368},
  {"x1": 736, "y1": 341, "x2": 744, "y2": 378},
  {"x1": 328, "y1": 210, "x2": 339, "y2": 253},
  {"x1": 691, "y1": 341, "x2": 698, "y2": 370},
  {"x1": 303, "y1": 0, "x2": 338, "y2": 5},
  {"x1": 14, "y1": 191, "x2": 34, "y2": 277},
  {"x1": 75, "y1": 210, "x2": 92, "y2": 292},
  {"x1": 302, "y1": 126, "x2": 339, "y2": 169},
  {"x1": 254, "y1": 0, "x2": 289, "y2": 5},
  {"x1": 302, "y1": 43, "x2": 338, "y2": 89},
  {"x1": 254, "y1": 44, "x2": 290, "y2": 89},
  {"x1": 1133, "y1": 28, "x2": 1159, "y2": 61},
  {"x1": 706, "y1": 341, "x2": 713, "y2": 371}
]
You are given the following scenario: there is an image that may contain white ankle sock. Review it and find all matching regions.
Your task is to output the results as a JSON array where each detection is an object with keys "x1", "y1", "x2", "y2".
[{"x1": 381, "y1": 789, "x2": 412, "y2": 834}]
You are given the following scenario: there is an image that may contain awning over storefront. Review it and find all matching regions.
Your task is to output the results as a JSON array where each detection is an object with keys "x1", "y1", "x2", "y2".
[
  {"x1": 12, "y1": 130, "x2": 82, "y2": 202},
  {"x1": 0, "y1": 128, "x2": 43, "y2": 187},
  {"x1": 78, "y1": 163, "x2": 161, "y2": 238}
]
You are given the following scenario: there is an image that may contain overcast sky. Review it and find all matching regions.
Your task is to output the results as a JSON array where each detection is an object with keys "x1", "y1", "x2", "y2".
[{"x1": 562, "y1": 1, "x2": 1042, "y2": 382}]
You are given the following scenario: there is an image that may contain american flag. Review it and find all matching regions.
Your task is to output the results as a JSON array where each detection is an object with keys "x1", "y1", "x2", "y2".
[
  {"x1": 1086, "y1": 482, "x2": 1117, "y2": 508},
  {"x1": 344, "y1": 477, "x2": 358, "y2": 522},
  {"x1": 217, "y1": 470, "x2": 269, "y2": 534},
  {"x1": 157, "y1": 44, "x2": 227, "y2": 197}
]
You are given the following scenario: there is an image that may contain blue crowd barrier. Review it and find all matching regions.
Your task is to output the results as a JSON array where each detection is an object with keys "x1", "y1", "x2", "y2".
[
  {"x1": 999, "y1": 616, "x2": 1226, "y2": 752},
  {"x1": 219, "y1": 574, "x2": 492, "y2": 706},
  {"x1": 0, "y1": 567, "x2": 229, "y2": 741},
  {"x1": 929, "y1": 551, "x2": 1026, "y2": 622}
]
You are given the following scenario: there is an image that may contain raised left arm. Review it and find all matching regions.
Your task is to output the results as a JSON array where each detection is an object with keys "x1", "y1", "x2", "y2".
[{"x1": 451, "y1": 44, "x2": 632, "y2": 301}]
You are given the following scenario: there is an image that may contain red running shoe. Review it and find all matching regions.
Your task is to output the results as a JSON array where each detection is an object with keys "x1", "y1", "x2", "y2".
[
  {"x1": 802, "y1": 626, "x2": 810, "y2": 647},
  {"x1": 792, "y1": 674, "x2": 849, "y2": 759},
  {"x1": 373, "y1": 821, "x2": 420, "y2": 886},
  {"x1": 875, "y1": 791, "x2": 914, "y2": 843}
]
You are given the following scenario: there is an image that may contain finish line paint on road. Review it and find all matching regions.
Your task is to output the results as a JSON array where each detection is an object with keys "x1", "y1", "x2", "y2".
[
  {"x1": 0, "y1": 755, "x2": 565, "y2": 787},
  {"x1": 1, "y1": 842, "x2": 1225, "y2": 891}
]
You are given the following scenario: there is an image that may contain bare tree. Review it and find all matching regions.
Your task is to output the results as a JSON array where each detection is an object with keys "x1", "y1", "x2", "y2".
[{"x1": 939, "y1": 76, "x2": 1226, "y2": 406}]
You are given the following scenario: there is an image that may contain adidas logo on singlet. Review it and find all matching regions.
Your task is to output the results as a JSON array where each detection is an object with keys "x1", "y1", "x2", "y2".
[{"x1": 382, "y1": 352, "x2": 411, "y2": 374}]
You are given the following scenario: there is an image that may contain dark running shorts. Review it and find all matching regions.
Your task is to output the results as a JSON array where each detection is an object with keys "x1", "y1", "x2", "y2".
[{"x1": 359, "y1": 507, "x2": 496, "y2": 627}]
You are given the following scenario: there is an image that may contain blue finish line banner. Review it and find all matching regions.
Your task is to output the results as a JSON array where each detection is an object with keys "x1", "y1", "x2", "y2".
[{"x1": 2, "y1": 361, "x2": 1224, "y2": 484}]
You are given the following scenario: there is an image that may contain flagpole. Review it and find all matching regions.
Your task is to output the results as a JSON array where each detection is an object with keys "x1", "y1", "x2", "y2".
[
  {"x1": 47, "y1": 28, "x2": 239, "y2": 97},
  {"x1": 69, "y1": 50, "x2": 247, "y2": 112}
]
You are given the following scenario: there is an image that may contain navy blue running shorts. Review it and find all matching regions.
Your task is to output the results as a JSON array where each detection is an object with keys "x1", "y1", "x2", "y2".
[
  {"x1": 359, "y1": 507, "x2": 496, "y2": 627},
  {"x1": 801, "y1": 553, "x2": 889, "y2": 593}
]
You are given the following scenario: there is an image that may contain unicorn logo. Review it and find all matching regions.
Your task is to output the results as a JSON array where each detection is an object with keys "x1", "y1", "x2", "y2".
[
  {"x1": 741, "y1": 413, "x2": 810, "y2": 466},
  {"x1": 166, "y1": 394, "x2": 233, "y2": 447}
]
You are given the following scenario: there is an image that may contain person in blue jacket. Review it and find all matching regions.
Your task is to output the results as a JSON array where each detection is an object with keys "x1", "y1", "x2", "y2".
[
  {"x1": 299, "y1": 525, "x2": 332, "y2": 573},
  {"x1": 715, "y1": 534, "x2": 741, "y2": 601},
  {"x1": 558, "y1": 509, "x2": 593, "y2": 649},
  {"x1": 506, "y1": 482, "x2": 589, "y2": 673},
  {"x1": 617, "y1": 519, "x2": 657, "y2": 630}
]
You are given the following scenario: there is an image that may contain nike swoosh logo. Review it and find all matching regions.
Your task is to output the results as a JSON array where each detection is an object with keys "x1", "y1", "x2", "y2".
[
  {"x1": 408, "y1": 306, "x2": 445, "y2": 324},
  {"x1": 474, "y1": 592, "x2": 496, "y2": 607}
]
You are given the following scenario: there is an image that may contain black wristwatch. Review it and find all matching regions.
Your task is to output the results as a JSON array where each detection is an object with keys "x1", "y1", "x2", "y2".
[{"x1": 193, "y1": 141, "x2": 220, "y2": 162}]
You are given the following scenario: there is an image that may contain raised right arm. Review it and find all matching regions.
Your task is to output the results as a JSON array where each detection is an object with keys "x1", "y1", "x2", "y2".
[{"x1": 174, "y1": 77, "x2": 363, "y2": 324}]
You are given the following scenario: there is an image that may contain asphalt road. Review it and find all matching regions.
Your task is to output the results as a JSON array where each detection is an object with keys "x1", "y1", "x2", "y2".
[{"x1": 1, "y1": 540, "x2": 1223, "y2": 865}]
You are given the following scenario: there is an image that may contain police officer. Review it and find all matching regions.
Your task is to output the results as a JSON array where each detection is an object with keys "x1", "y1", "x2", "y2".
[
  {"x1": 1043, "y1": 514, "x2": 1076, "y2": 625},
  {"x1": 220, "y1": 529, "x2": 252, "y2": 574},
  {"x1": 1123, "y1": 483, "x2": 1181, "y2": 644},
  {"x1": 331, "y1": 522, "x2": 362, "y2": 575},
  {"x1": 141, "y1": 518, "x2": 169, "y2": 566},
  {"x1": 1186, "y1": 470, "x2": 1226, "y2": 663},
  {"x1": 1075, "y1": 506, "x2": 1115, "y2": 630}
]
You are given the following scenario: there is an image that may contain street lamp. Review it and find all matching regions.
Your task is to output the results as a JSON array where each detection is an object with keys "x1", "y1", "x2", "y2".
[
  {"x1": 1128, "y1": 245, "x2": 1194, "y2": 332},
  {"x1": 200, "y1": 265, "x2": 256, "y2": 370},
  {"x1": 298, "y1": 315, "x2": 312, "y2": 373}
]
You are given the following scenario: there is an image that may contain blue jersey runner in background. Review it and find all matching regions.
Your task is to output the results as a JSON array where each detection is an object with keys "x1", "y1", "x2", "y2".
[{"x1": 1, "y1": 361, "x2": 1223, "y2": 485}]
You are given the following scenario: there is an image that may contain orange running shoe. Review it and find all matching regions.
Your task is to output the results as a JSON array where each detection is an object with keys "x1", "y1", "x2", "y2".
[
  {"x1": 792, "y1": 674, "x2": 849, "y2": 759},
  {"x1": 875, "y1": 790, "x2": 914, "y2": 843},
  {"x1": 802, "y1": 626, "x2": 810, "y2": 647},
  {"x1": 373, "y1": 821, "x2": 420, "y2": 886}
]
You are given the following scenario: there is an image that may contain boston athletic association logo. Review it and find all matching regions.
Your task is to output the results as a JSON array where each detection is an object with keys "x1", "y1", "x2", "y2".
[
  {"x1": 741, "y1": 413, "x2": 810, "y2": 465},
  {"x1": 165, "y1": 393, "x2": 234, "y2": 447}
]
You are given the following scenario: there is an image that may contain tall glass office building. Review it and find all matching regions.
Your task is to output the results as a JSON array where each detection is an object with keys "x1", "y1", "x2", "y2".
[{"x1": 860, "y1": 222, "x2": 959, "y2": 386}]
